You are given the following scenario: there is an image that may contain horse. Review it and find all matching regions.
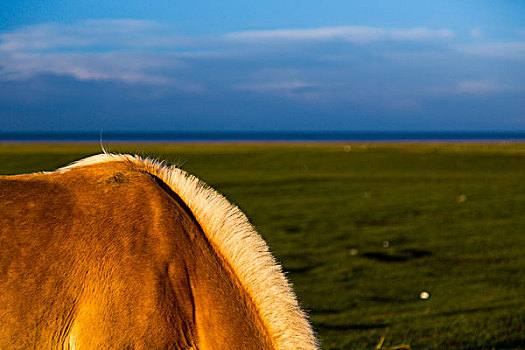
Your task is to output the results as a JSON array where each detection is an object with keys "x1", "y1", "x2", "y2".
[{"x1": 0, "y1": 153, "x2": 318, "y2": 349}]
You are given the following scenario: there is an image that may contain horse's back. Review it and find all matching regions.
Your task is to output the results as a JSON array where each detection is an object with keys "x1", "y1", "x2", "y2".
[
  {"x1": 0, "y1": 161, "x2": 271, "y2": 349},
  {"x1": 0, "y1": 162, "x2": 197, "y2": 348}
]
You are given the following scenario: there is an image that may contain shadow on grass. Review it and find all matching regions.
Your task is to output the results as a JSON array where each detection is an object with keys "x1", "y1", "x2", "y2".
[
  {"x1": 488, "y1": 338, "x2": 525, "y2": 349},
  {"x1": 361, "y1": 248, "x2": 432, "y2": 263},
  {"x1": 434, "y1": 302, "x2": 522, "y2": 317},
  {"x1": 280, "y1": 252, "x2": 320, "y2": 274},
  {"x1": 309, "y1": 306, "x2": 345, "y2": 315},
  {"x1": 285, "y1": 265, "x2": 318, "y2": 274},
  {"x1": 315, "y1": 322, "x2": 389, "y2": 331}
]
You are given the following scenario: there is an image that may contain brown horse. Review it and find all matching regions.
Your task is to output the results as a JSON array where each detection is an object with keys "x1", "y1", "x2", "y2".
[{"x1": 0, "y1": 154, "x2": 318, "y2": 350}]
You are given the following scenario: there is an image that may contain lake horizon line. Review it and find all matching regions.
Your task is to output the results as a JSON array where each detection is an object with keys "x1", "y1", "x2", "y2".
[{"x1": 1, "y1": 130, "x2": 524, "y2": 143}]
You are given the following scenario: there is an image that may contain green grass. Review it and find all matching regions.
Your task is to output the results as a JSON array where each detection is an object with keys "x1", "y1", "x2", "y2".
[{"x1": 1, "y1": 142, "x2": 524, "y2": 349}]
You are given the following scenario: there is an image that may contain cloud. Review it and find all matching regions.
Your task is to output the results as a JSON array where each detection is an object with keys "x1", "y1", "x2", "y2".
[
  {"x1": 0, "y1": 21, "x2": 455, "y2": 88},
  {"x1": 0, "y1": 52, "x2": 184, "y2": 84},
  {"x1": 0, "y1": 19, "x2": 195, "y2": 52},
  {"x1": 231, "y1": 80, "x2": 323, "y2": 101},
  {"x1": 0, "y1": 50, "x2": 204, "y2": 92},
  {"x1": 0, "y1": 19, "x2": 203, "y2": 88},
  {"x1": 457, "y1": 80, "x2": 508, "y2": 94},
  {"x1": 1, "y1": 21, "x2": 455, "y2": 86},
  {"x1": 233, "y1": 80, "x2": 318, "y2": 92},
  {"x1": 424, "y1": 79, "x2": 515, "y2": 96},
  {"x1": 458, "y1": 41, "x2": 525, "y2": 59},
  {"x1": 225, "y1": 26, "x2": 453, "y2": 43},
  {"x1": 1, "y1": 18, "x2": 520, "y2": 106},
  {"x1": 469, "y1": 28, "x2": 482, "y2": 39}
]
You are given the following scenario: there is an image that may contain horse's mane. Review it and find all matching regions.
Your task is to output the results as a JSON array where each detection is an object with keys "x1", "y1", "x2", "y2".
[{"x1": 61, "y1": 153, "x2": 318, "y2": 350}]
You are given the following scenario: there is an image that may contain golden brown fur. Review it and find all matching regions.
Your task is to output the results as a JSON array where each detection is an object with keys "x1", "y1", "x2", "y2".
[{"x1": 0, "y1": 154, "x2": 318, "y2": 350}]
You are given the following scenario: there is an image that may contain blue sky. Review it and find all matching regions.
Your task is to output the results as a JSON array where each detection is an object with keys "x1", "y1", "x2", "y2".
[{"x1": 1, "y1": 1, "x2": 524, "y2": 131}]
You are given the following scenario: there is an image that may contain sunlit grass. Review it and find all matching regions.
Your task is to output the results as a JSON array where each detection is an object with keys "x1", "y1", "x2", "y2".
[{"x1": 1, "y1": 142, "x2": 524, "y2": 349}]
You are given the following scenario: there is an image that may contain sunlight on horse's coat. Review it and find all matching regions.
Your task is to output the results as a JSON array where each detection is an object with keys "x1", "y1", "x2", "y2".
[{"x1": 0, "y1": 154, "x2": 318, "y2": 349}]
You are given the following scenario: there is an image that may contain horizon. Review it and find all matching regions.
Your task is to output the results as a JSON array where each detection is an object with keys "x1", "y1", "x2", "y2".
[{"x1": 2, "y1": 129, "x2": 524, "y2": 143}]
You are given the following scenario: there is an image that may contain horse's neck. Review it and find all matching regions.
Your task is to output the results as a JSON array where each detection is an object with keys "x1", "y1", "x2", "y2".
[{"x1": 174, "y1": 201, "x2": 273, "y2": 349}]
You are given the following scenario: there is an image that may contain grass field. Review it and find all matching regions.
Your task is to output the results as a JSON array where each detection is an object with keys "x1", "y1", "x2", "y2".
[{"x1": 1, "y1": 143, "x2": 524, "y2": 349}]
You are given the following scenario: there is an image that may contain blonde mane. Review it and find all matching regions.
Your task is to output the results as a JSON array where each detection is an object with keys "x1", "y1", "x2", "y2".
[{"x1": 62, "y1": 153, "x2": 318, "y2": 350}]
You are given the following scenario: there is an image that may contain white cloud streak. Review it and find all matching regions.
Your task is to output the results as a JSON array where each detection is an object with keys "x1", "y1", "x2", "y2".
[
  {"x1": 225, "y1": 26, "x2": 453, "y2": 43},
  {"x1": 457, "y1": 80, "x2": 509, "y2": 94},
  {"x1": 233, "y1": 80, "x2": 317, "y2": 92},
  {"x1": 0, "y1": 19, "x2": 195, "y2": 52},
  {"x1": 0, "y1": 52, "x2": 184, "y2": 84},
  {"x1": 231, "y1": 80, "x2": 324, "y2": 101},
  {"x1": 458, "y1": 41, "x2": 525, "y2": 59},
  {"x1": 424, "y1": 79, "x2": 515, "y2": 96}
]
